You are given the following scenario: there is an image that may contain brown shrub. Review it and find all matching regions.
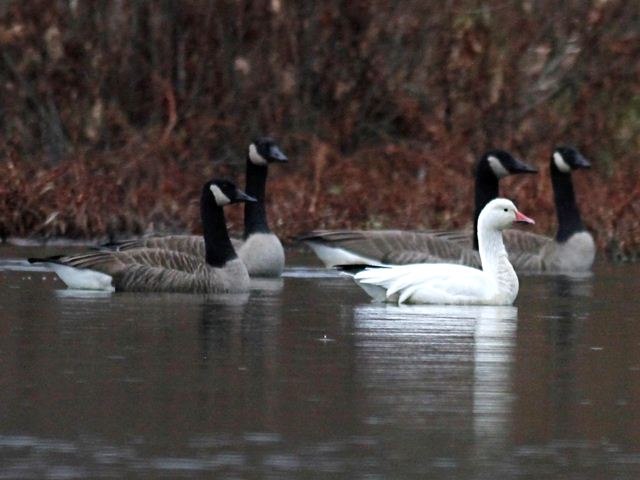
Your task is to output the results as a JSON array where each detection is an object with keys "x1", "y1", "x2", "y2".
[{"x1": 0, "y1": 1, "x2": 639, "y2": 257}]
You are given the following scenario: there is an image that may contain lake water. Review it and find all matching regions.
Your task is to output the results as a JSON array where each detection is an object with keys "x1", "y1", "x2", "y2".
[{"x1": 1, "y1": 245, "x2": 639, "y2": 479}]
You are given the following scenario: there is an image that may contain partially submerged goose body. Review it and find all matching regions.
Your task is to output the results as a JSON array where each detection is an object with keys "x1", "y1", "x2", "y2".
[
  {"x1": 29, "y1": 179, "x2": 255, "y2": 293},
  {"x1": 346, "y1": 199, "x2": 535, "y2": 305}
]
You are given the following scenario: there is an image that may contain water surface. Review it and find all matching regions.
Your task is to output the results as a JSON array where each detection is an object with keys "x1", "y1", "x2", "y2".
[{"x1": 1, "y1": 246, "x2": 639, "y2": 479}]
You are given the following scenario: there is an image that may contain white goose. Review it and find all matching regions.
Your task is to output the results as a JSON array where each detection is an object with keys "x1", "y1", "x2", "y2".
[{"x1": 347, "y1": 199, "x2": 534, "y2": 305}]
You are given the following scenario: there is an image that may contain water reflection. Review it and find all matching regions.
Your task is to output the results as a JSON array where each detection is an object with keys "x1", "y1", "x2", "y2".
[
  {"x1": 513, "y1": 274, "x2": 589, "y2": 446},
  {"x1": 54, "y1": 289, "x2": 114, "y2": 299},
  {"x1": 550, "y1": 273, "x2": 594, "y2": 299},
  {"x1": 513, "y1": 268, "x2": 640, "y2": 456},
  {"x1": 353, "y1": 304, "x2": 517, "y2": 463},
  {"x1": 472, "y1": 306, "x2": 517, "y2": 456},
  {"x1": 2, "y1": 252, "x2": 640, "y2": 478}
]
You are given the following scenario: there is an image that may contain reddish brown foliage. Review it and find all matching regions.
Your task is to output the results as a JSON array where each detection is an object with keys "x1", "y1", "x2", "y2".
[{"x1": 0, "y1": 1, "x2": 639, "y2": 258}]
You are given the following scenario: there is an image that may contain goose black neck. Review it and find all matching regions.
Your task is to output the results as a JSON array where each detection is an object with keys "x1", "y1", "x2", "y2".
[
  {"x1": 473, "y1": 161, "x2": 500, "y2": 250},
  {"x1": 201, "y1": 189, "x2": 237, "y2": 267},
  {"x1": 244, "y1": 158, "x2": 271, "y2": 237},
  {"x1": 550, "y1": 160, "x2": 585, "y2": 242}
]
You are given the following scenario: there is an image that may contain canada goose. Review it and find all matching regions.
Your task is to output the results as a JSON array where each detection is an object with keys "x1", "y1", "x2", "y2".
[
  {"x1": 301, "y1": 150, "x2": 537, "y2": 268},
  {"x1": 345, "y1": 199, "x2": 534, "y2": 305},
  {"x1": 499, "y1": 145, "x2": 594, "y2": 271},
  {"x1": 420, "y1": 146, "x2": 594, "y2": 272},
  {"x1": 29, "y1": 179, "x2": 256, "y2": 293},
  {"x1": 107, "y1": 137, "x2": 288, "y2": 277}
]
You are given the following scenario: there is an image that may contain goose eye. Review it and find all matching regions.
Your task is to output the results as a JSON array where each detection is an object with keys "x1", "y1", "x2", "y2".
[{"x1": 503, "y1": 208, "x2": 508, "y2": 212}]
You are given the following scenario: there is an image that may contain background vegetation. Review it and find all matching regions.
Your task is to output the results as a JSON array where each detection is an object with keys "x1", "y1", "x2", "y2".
[{"x1": 0, "y1": 0, "x2": 639, "y2": 259}]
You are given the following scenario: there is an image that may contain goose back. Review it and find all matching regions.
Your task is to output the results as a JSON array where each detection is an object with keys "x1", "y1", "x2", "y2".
[
  {"x1": 109, "y1": 235, "x2": 206, "y2": 257},
  {"x1": 302, "y1": 229, "x2": 482, "y2": 268}
]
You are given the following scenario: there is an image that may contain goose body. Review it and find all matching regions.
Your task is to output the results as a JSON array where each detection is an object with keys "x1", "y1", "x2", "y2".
[
  {"x1": 236, "y1": 232, "x2": 285, "y2": 277},
  {"x1": 302, "y1": 150, "x2": 536, "y2": 268},
  {"x1": 106, "y1": 232, "x2": 285, "y2": 277},
  {"x1": 39, "y1": 249, "x2": 249, "y2": 293},
  {"x1": 508, "y1": 231, "x2": 595, "y2": 271},
  {"x1": 348, "y1": 199, "x2": 534, "y2": 305},
  {"x1": 106, "y1": 137, "x2": 287, "y2": 277},
  {"x1": 29, "y1": 179, "x2": 255, "y2": 293}
]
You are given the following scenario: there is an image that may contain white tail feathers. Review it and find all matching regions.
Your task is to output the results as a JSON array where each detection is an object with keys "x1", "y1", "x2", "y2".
[{"x1": 47, "y1": 263, "x2": 115, "y2": 292}]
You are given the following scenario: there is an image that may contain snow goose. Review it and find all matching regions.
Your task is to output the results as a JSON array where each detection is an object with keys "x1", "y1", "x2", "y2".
[
  {"x1": 29, "y1": 179, "x2": 256, "y2": 293},
  {"x1": 301, "y1": 149, "x2": 536, "y2": 268},
  {"x1": 107, "y1": 137, "x2": 288, "y2": 277},
  {"x1": 346, "y1": 198, "x2": 534, "y2": 305}
]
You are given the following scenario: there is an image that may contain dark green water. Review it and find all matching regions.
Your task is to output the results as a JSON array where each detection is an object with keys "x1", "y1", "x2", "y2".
[{"x1": 1, "y1": 246, "x2": 639, "y2": 479}]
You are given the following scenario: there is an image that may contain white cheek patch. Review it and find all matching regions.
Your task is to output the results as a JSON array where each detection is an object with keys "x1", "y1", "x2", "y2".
[
  {"x1": 553, "y1": 152, "x2": 571, "y2": 173},
  {"x1": 249, "y1": 144, "x2": 268, "y2": 166},
  {"x1": 210, "y1": 184, "x2": 231, "y2": 206},
  {"x1": 487, "y1": 155, "x2": 510, "y2": 178}
]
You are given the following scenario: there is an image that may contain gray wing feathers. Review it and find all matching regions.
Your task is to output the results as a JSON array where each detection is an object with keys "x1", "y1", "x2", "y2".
[
  {"x1": 507, "y1": 250, "x2": 544, "y2": 271},
  {"x1": 503, "y1": 230, "x2": 553, "y2": 252},
  {"x1": 56, "y1": 251, "x2": 128, "y2": 275},
  {"x1": 114, "y1": 262, "x2": 247, "y2": 293},
  {"x1": 414, "y1": 228, "x2": 552, "y2": 254},
  {"x1": 61, "y1": 249, "x2": 202, "y2": 273},
  {"x1": 502, "y1": 230, "x2": 550, "y2": 271},
  {"x1": 110, "y1": 235, "x2": 248, "y2": 260},
  {"x1": 304, "y1": 230, "x2": 481, "y2": 267},
  {"x1": 110, "y1": 235, "x2": 206, "y2": 257}
]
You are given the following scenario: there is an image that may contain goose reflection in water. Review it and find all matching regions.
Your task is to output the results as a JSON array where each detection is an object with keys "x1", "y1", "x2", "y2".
[{"x1": 353, "y1": 304, "x2": 517, "y2": 459}]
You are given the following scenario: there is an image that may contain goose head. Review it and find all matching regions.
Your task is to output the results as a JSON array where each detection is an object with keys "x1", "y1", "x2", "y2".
[
  {"x1": 207, "y1": 179, "x2": 257, "y2": 206},
  {"x1": 552, "y1": 146, "x2": 590, "y2": 173},
  {"x1": 248, "y1": 136, "x2": 288, "y2": 166},
  {"x1": 480, "y1": 150, "x2": 538, "y2": 179},
  {"x1": 479, "y1": 198, "x2": 535, "y2": 232}
]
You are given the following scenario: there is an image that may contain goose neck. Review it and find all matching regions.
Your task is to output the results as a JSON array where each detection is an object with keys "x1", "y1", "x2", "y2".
[
  {"x1": 478, "y1": 227, "x2": 507, "y2": 274},
  {"x1": 550, "y1": 160, "x2": 585, "y2": 242},
  {"x1": 244, "y1": 158, "x2": 271, "y2": 237},
  {"x1": 201, "y1": 190, "x2": 237, "y2": 267},
  {"x1": 478, "y1": 226, "x2": 518, "y2": 302},
  {"x1": 473, "y1": 163, "x2": 500, "y2": 250}
]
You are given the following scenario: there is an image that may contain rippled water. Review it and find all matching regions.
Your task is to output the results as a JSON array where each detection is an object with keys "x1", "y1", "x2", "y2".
[{"x1": 1, "y1": 245, "x2": 639, "y2": 479}]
